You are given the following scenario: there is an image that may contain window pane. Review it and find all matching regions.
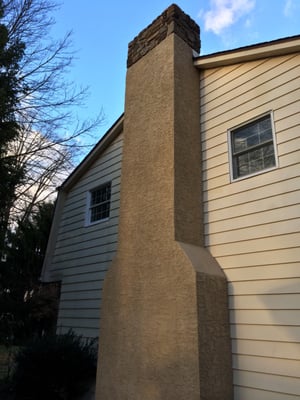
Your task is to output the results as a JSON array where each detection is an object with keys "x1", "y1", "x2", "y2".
[
  {"x1": 238, "y1": 152, "x2": 249, "y2": 165},
  {"x1": 250, "y1": 158, "x2": 263, "y2": 173},
  {"x1": 90, "y1": 203, "x2": 110, "y2": 222},
  {"x1": 233, "y1": 115, "x2": 273, "y2": 152},
  {"x1": 249, "y1": 148, "x2": 262, "y2": 162},
  {"x1": 91, "y1": 185, "x2": 111, "y2": 206},
  {"x1": 238, "y1": 163, "x2": 249, "y2": 177},
  {"x1": 263, "y1": 143, "x2": 275, "y2": 157},
  {"x1": 265, "y1": 155, "x2": 275, "y2": 168},
  {"x1": 89, "y1": 183, "x2": 111, "y2": 222},
  {"x1": 237, "y1": 153, "x2": 249, "y2": 176},
  {"x1": 233, "y1": 131, "x2": 249, "y2": 152},
  {"x1": 247, "y1": 132, "x2": 259, "y2": 148},
  {"x1": 231, "y1": 114, "x2": 276, "y2": 179},
  {"x1": 233, "y1": 123, "x2": 258, "y2": 152},
  {"x1": 258, "y1": 116, "x2": 272, "y2": 137},
  {"x1": 260, "y1": 129, "x2": 272, "y2": 143}
]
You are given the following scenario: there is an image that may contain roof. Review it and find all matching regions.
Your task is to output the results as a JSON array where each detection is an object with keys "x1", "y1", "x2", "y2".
[
  {"x1": 59, "y1": 34, "x2": 300, "y2": 191},
  {"x1": 194, "y1": 34, "x2": 300, "y2": 69},
  {"x1": 60, "y1": 114, "x2": 124, "y2": 193},
  {"x1": 41, "y1": 113, "x2": 124, "y2": 281}
]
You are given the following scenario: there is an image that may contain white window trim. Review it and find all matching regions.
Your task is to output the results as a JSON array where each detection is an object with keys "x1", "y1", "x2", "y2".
[
  {"x1": 228, "y1": 111, "x2": 279, "y2": 183},
  {"x1": 85, "y1": 182, "x2": 111, "y2": 226}
]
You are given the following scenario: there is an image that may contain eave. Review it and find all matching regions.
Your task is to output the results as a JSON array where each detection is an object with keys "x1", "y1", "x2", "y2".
[
  {"x1": 61, "y1": 113, "x2": 124, "y2": 193},
  {"x1": 194, "y1": 35, "x2": 300, "y2": 69}
]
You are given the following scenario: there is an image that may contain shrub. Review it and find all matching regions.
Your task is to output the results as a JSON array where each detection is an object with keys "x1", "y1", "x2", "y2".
[{"x1": 12, "y1": 331, "x2": 97, "y2": 400}]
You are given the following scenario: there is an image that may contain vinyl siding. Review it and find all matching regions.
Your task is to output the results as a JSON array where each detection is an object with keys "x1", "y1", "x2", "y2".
[
  {"x1": 47, "y1": 133, "x2": 123, "y2": 339},
  {"x1": 201, "y1": 53, "x2": 300, "y2": 399}
]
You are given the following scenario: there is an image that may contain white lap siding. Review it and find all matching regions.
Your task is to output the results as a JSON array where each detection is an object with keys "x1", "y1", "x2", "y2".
[
  {"x1": 48, "y1": 134, "x2": 123, "y2": 339},
  {"x1": 201, "y1": 54, "x2": 300, "y2": 399}
]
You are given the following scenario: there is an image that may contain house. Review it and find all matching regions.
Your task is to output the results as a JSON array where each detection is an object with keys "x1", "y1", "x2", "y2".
[
  {"x1": 41, "y1": 4, "x2": 300, "y2": 400},
  {"x1": 41, "y1": 115, "x2": 123, "y2": 339}
]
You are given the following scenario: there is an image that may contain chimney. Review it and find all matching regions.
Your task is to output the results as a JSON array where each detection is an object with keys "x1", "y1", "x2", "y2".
[{"x1": 96, "y1": 5, "x2": 233, "y2": 399}]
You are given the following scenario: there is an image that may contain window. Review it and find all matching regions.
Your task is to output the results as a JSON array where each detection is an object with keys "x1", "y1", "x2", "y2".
[
  {"x1": 229, "y1": 113, "x2": 277, "y2": 180},
  {"x1": 87, "y1": 182, "x2": 111, "y2": 224}
]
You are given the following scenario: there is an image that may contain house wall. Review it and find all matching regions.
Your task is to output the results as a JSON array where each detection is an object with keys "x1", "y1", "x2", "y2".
[
  {"x1": 201, "y1": 53, "x2": 300, "y2": 399},
  {"x1": 46, "y1": 133, "x2": 123, "y2": 339}
]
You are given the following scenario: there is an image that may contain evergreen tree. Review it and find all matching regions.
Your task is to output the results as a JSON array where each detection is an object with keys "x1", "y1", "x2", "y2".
[
  {"x1": 0, "y1": 0, "x2": 25, "y2": 257},
  {"x1": 0, "y1": 202, "x2": 57, "y2": 343},
  {"x1": 0, "y1": 0, "x2": 103, "y2": 242},
  {"x1": 0, "y1": 0, "x2": 103, "y2": 343}
]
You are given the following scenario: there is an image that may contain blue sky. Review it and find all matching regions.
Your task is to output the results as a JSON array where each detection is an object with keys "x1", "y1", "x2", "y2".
[{"x1": 51, "y1": 0, "x2": 300, "y2": 144}]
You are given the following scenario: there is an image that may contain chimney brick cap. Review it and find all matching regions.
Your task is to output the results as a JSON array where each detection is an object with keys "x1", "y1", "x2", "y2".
[{"x1": 127, "y1": 4, "x2": 200, "y2": 68}]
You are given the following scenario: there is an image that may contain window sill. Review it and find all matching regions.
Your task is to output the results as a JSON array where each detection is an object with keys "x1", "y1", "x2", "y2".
[{"x1": 84, "y1": 217, "x2": 110, "y2": 227}]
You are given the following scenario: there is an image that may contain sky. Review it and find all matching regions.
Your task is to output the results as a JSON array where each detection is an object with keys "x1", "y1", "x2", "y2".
[{"x1": 51, "y1": 0, "x2": 300, "y2": 147}]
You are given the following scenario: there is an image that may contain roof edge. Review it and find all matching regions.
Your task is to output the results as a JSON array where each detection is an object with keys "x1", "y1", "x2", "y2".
[
  {"x1": 61, "y1": 114, "x2": 124, "y2": 192},
  {"x1": 194, "y1": 34, "x2": 300, "y2": 69},
  {"x1": 41, "y1": 114, "x2": 124, "y2": 282}
]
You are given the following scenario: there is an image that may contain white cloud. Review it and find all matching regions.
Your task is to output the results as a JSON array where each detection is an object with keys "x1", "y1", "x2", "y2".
[
  {"x1": 203, "y1": 0, "x2": 256, "y2": 35},
  {"x1": 244, "y1": 17, "x2": 252, "y2": 28},
  {"x1": 284, "y1": 0, "x2": 292, "y2": 16},
  {"x1": 284, "y1": 0, "x2": 299, "y2": 17}
]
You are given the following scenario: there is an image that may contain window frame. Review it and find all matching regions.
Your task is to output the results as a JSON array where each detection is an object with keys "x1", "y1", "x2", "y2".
[
  {"x1": 85, "y1": 182, "x2": 112, "y2": 226},
  {"x1": 228, "y1": 111, "x2": 278, "y2": 182}
]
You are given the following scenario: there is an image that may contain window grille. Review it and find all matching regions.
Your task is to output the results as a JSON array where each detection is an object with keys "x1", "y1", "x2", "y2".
[
  {"x1": 89, "y1": 182, "x2": 111, "y2": 223},
  {"x1": 230, "y1": 113, "x2": 277, "y2": 180}
]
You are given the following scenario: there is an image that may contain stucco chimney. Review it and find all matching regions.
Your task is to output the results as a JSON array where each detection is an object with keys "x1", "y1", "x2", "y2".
[{"x1": 96, "y1": 4, "x2": 233, "y2": 400}]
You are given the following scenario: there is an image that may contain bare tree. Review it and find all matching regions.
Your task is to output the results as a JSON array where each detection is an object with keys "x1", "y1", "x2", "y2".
[
  {"x1": 8, "y1": 126, "x2": 73, "y2": 223},
  {"x1": 4, "y1": 0, "x2": 102, "y2": 135},
  {"x1": 1, "y1": 0, "x2": 104, "y2": 224}
]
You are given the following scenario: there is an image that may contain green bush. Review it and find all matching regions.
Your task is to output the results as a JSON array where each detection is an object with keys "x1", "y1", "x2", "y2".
[{"x1": 12, "y1": 331, "x2": 97, "y2": 400}]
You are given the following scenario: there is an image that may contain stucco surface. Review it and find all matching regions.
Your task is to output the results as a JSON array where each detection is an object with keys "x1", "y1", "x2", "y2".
[
  {"x1": 96, "y1": 11, "x2": 232, "y2": 399},
  {"x1": 97, "y1": 34, "x2": 201, "y2": 400}
]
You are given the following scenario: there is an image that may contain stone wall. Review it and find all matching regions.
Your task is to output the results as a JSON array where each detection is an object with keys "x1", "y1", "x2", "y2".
[{"x1": 127, "y1": 4, "x2": 200, "y2": 67}]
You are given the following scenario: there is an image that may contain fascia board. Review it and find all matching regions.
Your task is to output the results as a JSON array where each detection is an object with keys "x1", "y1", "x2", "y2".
[
  {"x1": 194, "y1": 36, "x2": 300, "y2": 69},
  {"x1": 62, "y1": 114, "x2": 124, "y2": 193}
]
